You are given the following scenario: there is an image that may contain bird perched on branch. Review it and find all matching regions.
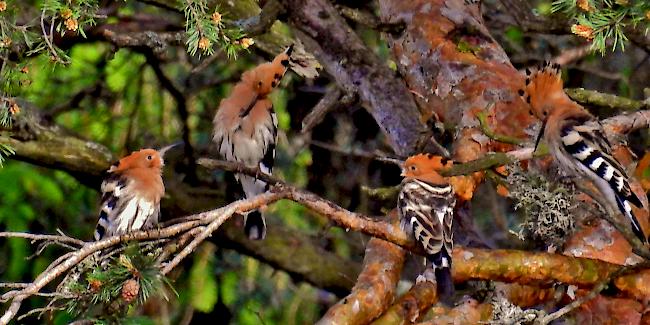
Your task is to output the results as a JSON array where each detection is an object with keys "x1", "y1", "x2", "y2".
[
  {"x1": 94, "y1": 144, "x2": 179, "y2": 240},
  {"x1": 398, "y1": 154, "x2": 456, "y2": 301},
  {"x1": 212, "y1": 45, "x2": 293, "y2": 240},
  {"x1": 521, "y1": 61, "x2": 647, "y2": 244}
]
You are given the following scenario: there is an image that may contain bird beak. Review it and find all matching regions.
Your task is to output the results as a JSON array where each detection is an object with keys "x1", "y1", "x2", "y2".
[
  {"x1": 534, "y1": 117, "x2": 547, "y2": 153},
  {"x1": 285, "y1": 44, "x2": 294, "y2": 56},
  {"x1": 159, "y1": 142, "x2": 183, "y2": 158}
]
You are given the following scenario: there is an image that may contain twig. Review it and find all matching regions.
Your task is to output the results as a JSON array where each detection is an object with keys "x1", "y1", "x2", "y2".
[
  {"x1": 160, "y1": 205, "x2": 237, "y2": 274},
  {"x1": 533, "y1": 265, "x2": 637, "y2": 324},
  {"x1": 40, "y1": 9, "x2": 69, "y2": 65},
  {"x1": 301, "y1": 86, "x2": 344, "y2": 133},
  {"x1": 551, "y1": 44, "x2": 593, "y2": 66},
  {"x1": 566, "y1": 88, "x2": 648, "y2": 112},
  {"x1": 307, "y1": 140, "x2": 399, "y2": 163},
  {"x1": 0, "y1": 283, "x2": 29, "y2": 289},
  {"x1": 476, "y1": 109, "x2": 524, "y2": 145},
  {"x1": 337, "y1": 5, "x2": 405, "y2": 34},
  {"x1": 0, "y1": 232, "x2": 85, "y2": 247},
  {"x1": 0, "y1": 192, "x2": 285, "y2": 325},
  {"x1": 17, "y1": 305, "x2": 65, "y2": 321}
]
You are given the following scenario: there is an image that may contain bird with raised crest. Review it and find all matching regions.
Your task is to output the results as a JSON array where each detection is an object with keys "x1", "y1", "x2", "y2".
[
  {"x1": 398, "y1": 153, "x2": 456, "y2": 302},
  {"x1": 212, "y1": 45, "x2": 293, "y2": 240},
  {"x1": 520, "y1": 61, "x2": 648, "y2": 244},
  {"x1": 94, "y1": 144, "x2": 179, "y2": 240}
]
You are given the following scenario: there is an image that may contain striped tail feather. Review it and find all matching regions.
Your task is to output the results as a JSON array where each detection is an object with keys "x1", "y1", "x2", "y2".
[
  {"x1": 435, "y1": 267, "x2": 454, "y2": 304},
  {"x1": 561, "y1": 125, "x2": 647, "y2": 243},
  {"x1": 430, "y1": 250, "x2": 454, "y2": 304},
  {"x1": 614, "y1": 195, "x2": 646, "y2": 243}
]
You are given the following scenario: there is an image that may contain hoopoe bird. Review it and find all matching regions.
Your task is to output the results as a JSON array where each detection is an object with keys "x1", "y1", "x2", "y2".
[
  {"x1": 212, "y1": 45, "x2": 293, "y2": 240},
  {"x1": 398, "y1": 154, "x2": 456, "y2": 300},
  {"x1": 94, "y1": 144, "x2": 178, "y2": 240},
  {"x1": 521, "y1": 61, "x2": 647, "y2": 243}
]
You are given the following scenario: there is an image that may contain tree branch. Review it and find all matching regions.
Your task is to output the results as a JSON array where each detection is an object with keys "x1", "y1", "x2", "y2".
[
  {"x1": 281, "y1": 0, "x2": 428, "y2": 156},
  {"x1": 233, "y1": 0, "x2": 285, "y2": 36},
  {"x1": 566, "y1": 88, "x2": 649, "y2": 112},
  {"x1": 316, "y1": 223, "x2": 406, "y2": 325},
  {"x1": 371, "y1": 281, "x2": 437, "y2": 325}
]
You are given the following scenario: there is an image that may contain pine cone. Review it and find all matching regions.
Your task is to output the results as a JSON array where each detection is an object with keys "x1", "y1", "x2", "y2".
[{"x1": 121, "y1": 279, "x2": 140, "y2": 303}]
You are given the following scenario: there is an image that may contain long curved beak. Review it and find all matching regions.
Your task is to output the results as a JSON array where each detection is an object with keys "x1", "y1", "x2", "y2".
[
  {"x1": 285, "y1": 44, "x2": 294, "y2": 56},
  {"x1": 159, "y1": 142, "x2": 183, "y2": 158},
  {"x1": 534, "y1": 117, "x2": 547, "y2": 153}
]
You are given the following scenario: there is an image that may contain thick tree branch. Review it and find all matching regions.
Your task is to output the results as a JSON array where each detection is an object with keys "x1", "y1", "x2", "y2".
[
  {"x1": 281, "y1": 0, "x2": 428, "y2": 156},
  {"x1": 316, "y1": 233, "x2": 406, "y2": 324},
  {"x1": 372, "y1": 281, "x2": 437, "y2": 325}
]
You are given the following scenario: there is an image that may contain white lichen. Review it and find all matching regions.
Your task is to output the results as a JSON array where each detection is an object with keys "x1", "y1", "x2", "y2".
[{"x1": 506, "y1": 165, "x2": 577, "y2": 248}]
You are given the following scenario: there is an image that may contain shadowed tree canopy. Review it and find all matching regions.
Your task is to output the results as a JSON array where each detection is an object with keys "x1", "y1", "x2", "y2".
[{"x1": 0, "y1": 0, "x2": 650, "y2": 324}]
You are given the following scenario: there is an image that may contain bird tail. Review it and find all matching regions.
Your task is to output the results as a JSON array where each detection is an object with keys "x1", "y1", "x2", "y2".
[
  {"x1": 239, "y1": 174, "x2": 269, "y2": 240},
  {"x1": 244, "y1": 210, "x2": 266, "y2": 240},
  {"x1": 435, "y1": 266, "x2": 455, "y2": 305},
  {"x1": 523, "y1": 61, "x2": 573, "y2": 114},
  {"x1": 614, "y1": 194, "x2": 647, "y2": 244},
  {"x1": 429, "y1": 250, "x2": 454, "y2": 304}
]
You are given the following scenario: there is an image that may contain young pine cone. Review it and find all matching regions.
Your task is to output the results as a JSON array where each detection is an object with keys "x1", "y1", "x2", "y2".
[{"x1": 121, "y1": 279, "x2": 140, "y2": 303}]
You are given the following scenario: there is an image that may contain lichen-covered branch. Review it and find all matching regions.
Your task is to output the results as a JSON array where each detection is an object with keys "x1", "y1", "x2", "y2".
[
  {"x1": 316, "y1": 220, "x2": 406, "y2": 325},
  {"x1": 371, "y1": 281, "x2": 437, "y2": 325},
  {"x1": 566, "y1": 88, "x2": 649, "y2": 112}
]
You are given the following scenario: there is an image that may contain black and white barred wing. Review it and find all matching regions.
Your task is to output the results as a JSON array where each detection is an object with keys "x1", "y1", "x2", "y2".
[
  {"x1": 560, "y1": 119, "x2": 646, "y2": 241},
  {"x1": 94, "y1": 173, "x2": 160, "y2": 241},
  {"x1": 212, "y1": 100, "x2": 278, "y2": 240},
  {"x1": 398, "y1": 179, "x2": 455, "y2": 266}
]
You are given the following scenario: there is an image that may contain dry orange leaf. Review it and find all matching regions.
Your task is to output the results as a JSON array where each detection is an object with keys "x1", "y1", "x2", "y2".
[
  {"x1": 572, "y1": 295, "x2": 642, "y2": 325},
  {"x1": 496, "y1": 184, "x2": 509, "y2": 197},
  {"x1": 563, "y1": 219, "x2": 637, "y2": 266},
  {"x1": 634, "y1": 151, "x2": 650, "y2": 192},
  {"x1": 450, "y1": 175, "x2": 476, "y2": 202}
]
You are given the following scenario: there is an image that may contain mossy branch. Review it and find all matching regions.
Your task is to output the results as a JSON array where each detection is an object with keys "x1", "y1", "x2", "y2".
[
  {"x1": 476, "y1": 111, "x2": 524, "y2": 146},
  {"x1": 566, "y1": 88, "x2": 649, "y2": 112}
]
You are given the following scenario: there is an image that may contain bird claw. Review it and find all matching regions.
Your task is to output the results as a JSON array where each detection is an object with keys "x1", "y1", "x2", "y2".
[{"x1": 416, "y1": 269, "x2": 436, "y2": 284}]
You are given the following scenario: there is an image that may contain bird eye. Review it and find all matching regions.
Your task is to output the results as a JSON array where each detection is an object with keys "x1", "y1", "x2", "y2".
[
  {"x1": 147, "y1": 155, "x2": 152, "y2": 160},
  {"x1": 410, "y1": 165, "x2": 417, "y2": 171}
]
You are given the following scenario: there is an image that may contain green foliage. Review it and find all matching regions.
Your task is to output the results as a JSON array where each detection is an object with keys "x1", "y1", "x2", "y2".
[
  {"x1": 0, "y1": 162, "x2": 96, "y2": 281},
  {"x1": 181, "y1": 0, "x2": 248, "y2": 58},
  {"x1": 0, "y1": 142, "x2": 14, "y2": 166},
  {"x1": 551, "y1": 0, "x2": 650, "y2": 53},
  {"x1": 188, "y1": 244, "x2": 218, "y2": 312},
  {"x1": 64, "y1": 245, "x2": 170, "y2": 321}
]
